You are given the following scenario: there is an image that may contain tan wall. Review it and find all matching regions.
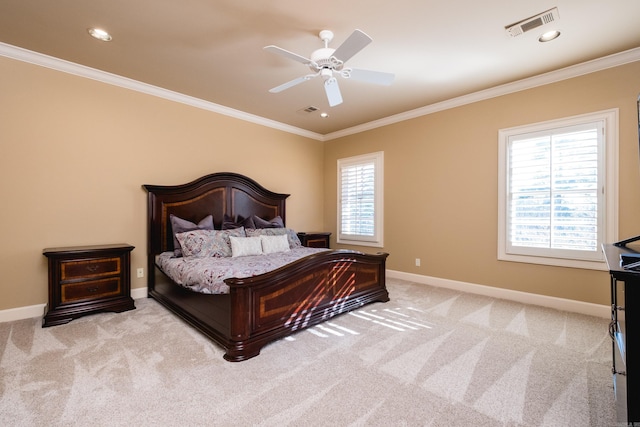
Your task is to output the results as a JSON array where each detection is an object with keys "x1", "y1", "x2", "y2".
[
  {"x1": 0, "y1": 56, "x2": 324, "y2": 310},
  {"x1": 324, "y1": 61, "x2": 640, "y2": 305},
  {"x1": 2, "y1": 54, "x2": 639, "y2": 312}
]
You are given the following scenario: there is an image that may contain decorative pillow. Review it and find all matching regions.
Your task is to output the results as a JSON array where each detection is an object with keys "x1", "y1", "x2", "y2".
[
  {"x1": 175, "y1": 230, "x2": 216, "y2": 258},
  {"x1": 170, "y1": 214, "x2": 214, "y2": 257},
  {"x1": 246, "y1": 227, "x2": 301, "y2": 249},
  {"x1": 260, "y1": 234, "x2": 291, "y2": 254},
  {"x1": 222, "y1": 214, "x2": 256, "y2": 230},
  {"x1": 286, "y1": 229, "x2": 302, "y2": 248},
  {"x1": 210, "y1": 227, "x2": 246, "y2": 257},
  {"x1": 229, "y1": 236, "x2": 263, "y2": 257},
  {"x1": 253, "y1": 215, "x2": 284, "y2": 229},
  {"x1": 246, "y1": 227, "x2": 285, "y2": 237},
  {"x1": 175, "y1": 228, "x2": 246, "y2": 258}
]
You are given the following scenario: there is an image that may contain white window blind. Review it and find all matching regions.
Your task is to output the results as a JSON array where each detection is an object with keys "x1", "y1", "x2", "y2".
[
  {"x1": 498, "y1": 109, "x2": 618, "y2": 270},
  {"x1": 337, "y1": 152, "x2": 383, "y2": 247},
  {"x1": 509, "y1": 125, "x2": 599, "y2": 252},
  {"x1": 341, "y1": 162, "x2": 375, "y2": 236}
]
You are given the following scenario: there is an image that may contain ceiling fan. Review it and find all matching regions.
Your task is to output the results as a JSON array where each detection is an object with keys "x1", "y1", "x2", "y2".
[{"x1": 264, "y1": 29, "x2": 394, "y2": 107}]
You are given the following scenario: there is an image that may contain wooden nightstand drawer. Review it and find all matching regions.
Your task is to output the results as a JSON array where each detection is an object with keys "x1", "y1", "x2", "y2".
[
  {"x1": 43, "y1": 244, "x2": 135, "y2": 327},
  {"x1": 61, "y1": 257, "x2": 121, "y2": 281},
  {"x1": 62, "y1": 277, "x2": 121, "y2": 302},
  {"x1": 297, "y1": 232, "x2": 331, "y2": 248}
]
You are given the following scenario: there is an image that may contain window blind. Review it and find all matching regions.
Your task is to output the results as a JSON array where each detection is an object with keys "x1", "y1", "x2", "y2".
[
  {"x1": 340, "y1": 161, "x2": 375, "y2": 236},
  {"x1": 508, "y1": 126, "x2": 599, "y2": 252}
]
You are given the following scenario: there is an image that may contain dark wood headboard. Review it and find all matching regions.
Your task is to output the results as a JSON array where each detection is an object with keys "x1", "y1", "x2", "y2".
[{"x1": 143, "y1": 172, "x2": 289, "y2": 256}]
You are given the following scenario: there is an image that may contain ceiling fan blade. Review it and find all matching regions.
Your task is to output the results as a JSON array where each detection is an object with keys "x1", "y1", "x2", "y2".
[
  {"x1": 269, "y1": 75, "x2": 310, "y2": 93},
  {"x1": 324, "y1": 77, "x2": 343, "y2": 107},
  {"x1": 264, "y1": 45, "x2": 314, "y2": 66},
  {"x1": 332, "y1": 29, "x2": 372, "y2": 63},
  {"x1": 347, "y1": 68, "x2": 395, "y2": 86}
]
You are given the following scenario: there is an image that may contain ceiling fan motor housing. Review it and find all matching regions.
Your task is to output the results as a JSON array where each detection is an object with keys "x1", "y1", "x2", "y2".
[{"x1": 310, "y1": 48, "x2": 341, "y2": 71}]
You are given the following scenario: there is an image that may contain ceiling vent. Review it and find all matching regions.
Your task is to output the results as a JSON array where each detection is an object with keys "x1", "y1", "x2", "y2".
[
  {"x1": 298, "y1": 106, "x2": 319, "y2": 114},
  {"x1": 505, "y1": 7, "x2": 559, "y2": 37}
]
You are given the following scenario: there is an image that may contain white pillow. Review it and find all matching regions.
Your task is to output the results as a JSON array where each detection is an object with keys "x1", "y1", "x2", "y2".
[
  {"x1": 260, "y1": 234, "x2": 290, "y2": 254},
  {"x1": 229, "y1": 236, "x2": 263, "y2": 257}
]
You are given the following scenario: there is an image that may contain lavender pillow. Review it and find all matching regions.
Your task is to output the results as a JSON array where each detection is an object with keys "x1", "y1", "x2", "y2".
[
  {"x1": 222, "y1": 214, "x2": 256, "y2": 230},
  {"x1": 253, "y1": 215, "x2": 284, "y2": 229},
  {"x1": 170, "y1": 214, "x2": 214, "y2": 257}
]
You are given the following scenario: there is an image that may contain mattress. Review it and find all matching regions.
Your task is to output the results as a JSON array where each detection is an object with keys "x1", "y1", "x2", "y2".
[{"x1": 156, "y1": 247, "x2": 328, "y2": 294}]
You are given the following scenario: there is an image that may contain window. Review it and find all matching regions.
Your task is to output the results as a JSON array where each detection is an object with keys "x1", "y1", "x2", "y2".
[
  {"x1": 498, "y1": 110, "x2": 618, "y2": 270},
  {"x1": 337, "y1": 152, "x2": 384, "y2": 247}
]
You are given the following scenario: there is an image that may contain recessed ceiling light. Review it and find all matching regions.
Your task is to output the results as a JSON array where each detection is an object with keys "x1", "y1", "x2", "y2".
[
  {"x1": 538, "y1": 30, "x2": 561, "y2": 42},
  {"x1": 88, "y1": 28, "x2": 112, "y2": 42},
  {"x1": 320, "y1": 112, "x2": 329, "y2": 118}
]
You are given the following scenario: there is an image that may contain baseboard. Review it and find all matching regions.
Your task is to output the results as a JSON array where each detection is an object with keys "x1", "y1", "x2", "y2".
[
  {"x1": 0, "y1": 303, "x2": 47, "y2": 323},
  {"x1": 131, "y1": 286, "x2": 148, "y2": 300},
  {"x1": 0, "y1": 288, "x2": 149, "y2": 323},
  {"x1": 387, "y1": 270, "x2": 610, "y2": 318},
  {"x1": 2, "y1": 274, "x2": 608, "y2": 323}
]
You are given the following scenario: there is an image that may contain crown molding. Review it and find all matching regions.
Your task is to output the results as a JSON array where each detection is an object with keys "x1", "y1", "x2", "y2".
[
  {"x1": 2, "y1": 42, "x2": 638, "y2": 142},
  {"x1": 0, "y1": 42, "x2": 324, "y2": 141},
  {"x1": 324, "y1": 47, "x2": 640, "y2": 141}
]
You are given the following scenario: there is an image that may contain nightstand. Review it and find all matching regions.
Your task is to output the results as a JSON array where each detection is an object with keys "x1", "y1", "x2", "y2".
[
  {"x1": 43, "y1": 244, "x2": 135, "y2": 327},
  {"x1": 297, "y1": 232, "x2": 331, "y2": 248}
]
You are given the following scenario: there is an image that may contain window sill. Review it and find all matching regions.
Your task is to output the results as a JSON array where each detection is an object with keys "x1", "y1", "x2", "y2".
[
  {"x1": 498, "y1": 253, "x2": 607, "y2": 271},
  {"x1": 337, "y1": 238, "x2": 384, "y2": 248}
]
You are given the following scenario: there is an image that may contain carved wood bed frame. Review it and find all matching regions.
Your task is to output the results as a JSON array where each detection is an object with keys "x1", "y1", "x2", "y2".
[{"x1": 143, "y1": 172, "x2": 389, "y2": 361}]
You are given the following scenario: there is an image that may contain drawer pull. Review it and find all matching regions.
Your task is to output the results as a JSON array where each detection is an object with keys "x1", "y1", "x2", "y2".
[
  {"x1": 608, "y1": 320, "x2": 616, "y2": 340},
  {"x1": 86, "y1": 265, "x2": 99, "y2": 272},
  {"x1": 612, "y1": 367, "x2": 627, "y2": 376},
  {"x1": 86, "y1": 286, "x2": 99, "y2": 293},
  {"x1": 611, "y1": 303, "x2": 625, "y2": 312}
]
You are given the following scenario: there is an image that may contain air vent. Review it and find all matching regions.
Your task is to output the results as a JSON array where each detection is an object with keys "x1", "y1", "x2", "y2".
[
  {"x1": 298, "y1": 106, "x2": 319, "y2": 114},
  {"x1": 506, "y1": 7, "x2": 559, "y2": 37}
]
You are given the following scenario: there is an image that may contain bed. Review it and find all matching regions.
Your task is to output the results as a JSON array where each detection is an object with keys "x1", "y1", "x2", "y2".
[{"x1": 143, "y1": 172, "x2": 389, "y2": 362}]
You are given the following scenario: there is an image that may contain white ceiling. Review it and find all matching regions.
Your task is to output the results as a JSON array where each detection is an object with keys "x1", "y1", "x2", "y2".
[{"x1": 1, "y1": 0, "x2": 639, "y2": 137}]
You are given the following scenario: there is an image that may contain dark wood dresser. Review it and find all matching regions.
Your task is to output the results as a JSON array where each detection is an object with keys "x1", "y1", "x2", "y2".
[
  {"x1": 603, "y1": 243, "x2": 640, "y2": 425},
  {"x1": 297, "y1": 232, "x2": 331, "y2": 248},
  {"x1": 43, "y1": 244, "x2": 135, "y2": 327}
]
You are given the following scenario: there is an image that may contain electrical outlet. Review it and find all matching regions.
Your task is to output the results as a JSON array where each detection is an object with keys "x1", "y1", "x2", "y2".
[
  {"x1": 136, "y1": 268, "x2": 144, "y2": 278},
  {"x1": 415, "y1": 258, "x2": 421, "y2": 267}
]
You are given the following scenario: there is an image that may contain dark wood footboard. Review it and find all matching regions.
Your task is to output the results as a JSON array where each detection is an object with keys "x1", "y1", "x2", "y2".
[{"x1": 223, "y1": 250, "x2": 389, "y2": 361}]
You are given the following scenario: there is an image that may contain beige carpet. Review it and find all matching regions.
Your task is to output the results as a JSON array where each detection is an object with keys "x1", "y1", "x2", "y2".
[{"x1": 0, "y1": 279, "x2": 615, "y2": 426}]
